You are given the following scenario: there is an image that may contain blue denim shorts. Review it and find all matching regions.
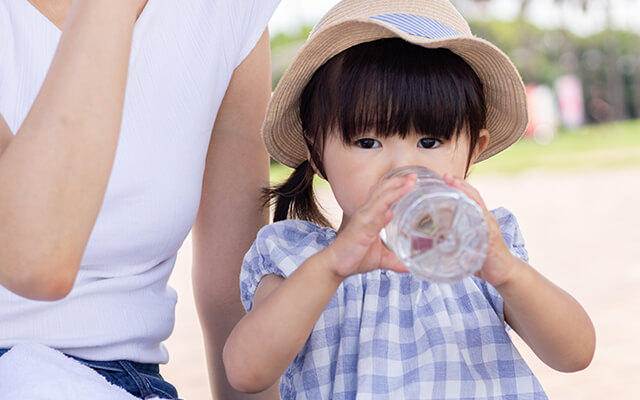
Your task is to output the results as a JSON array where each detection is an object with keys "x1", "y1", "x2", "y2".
[{"x1": 0, "y1": 349, "x2": 180, "y2": 399}]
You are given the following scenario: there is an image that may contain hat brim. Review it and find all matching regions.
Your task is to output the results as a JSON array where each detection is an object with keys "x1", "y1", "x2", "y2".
[{"x1": 264, "y1": 18, "x2": 528, "y2": 168}]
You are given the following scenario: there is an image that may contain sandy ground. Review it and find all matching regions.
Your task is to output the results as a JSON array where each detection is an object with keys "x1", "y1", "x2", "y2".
[{"x1": 163, "y1": 167, "x2": 640, "y2": 400}]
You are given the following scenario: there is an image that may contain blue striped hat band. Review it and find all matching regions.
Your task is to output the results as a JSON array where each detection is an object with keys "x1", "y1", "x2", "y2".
[{"x1": 369, "y1": 13, "x2": 461, "y2": 38}]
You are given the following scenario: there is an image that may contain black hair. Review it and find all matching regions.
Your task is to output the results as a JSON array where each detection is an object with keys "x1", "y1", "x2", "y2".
[{"x1": 266, "y1": 38, "x2": 487, "y2": 227}]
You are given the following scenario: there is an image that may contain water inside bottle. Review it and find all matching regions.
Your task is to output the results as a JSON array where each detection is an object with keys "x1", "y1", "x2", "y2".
[{"x1": 386, "y1": 193, "x2": 487, "y2": 282}]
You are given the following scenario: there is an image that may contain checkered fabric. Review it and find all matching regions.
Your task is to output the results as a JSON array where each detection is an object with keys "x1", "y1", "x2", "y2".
[{"x1": 240, "y1": 208, "x2": 548, "y2": 399}]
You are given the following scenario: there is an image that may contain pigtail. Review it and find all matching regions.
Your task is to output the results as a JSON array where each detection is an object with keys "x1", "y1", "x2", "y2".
[{"x1": 263, "y1": 160, "x2": 332, "y2": 228}]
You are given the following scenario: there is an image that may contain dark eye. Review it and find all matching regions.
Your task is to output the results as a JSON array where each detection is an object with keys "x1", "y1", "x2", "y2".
[
  {"x1": 418, "y1": 137, "x2": 442, "y2": 149},
  {"x1": 355, "y1": 138, "x2": 381, "y2": 149}
]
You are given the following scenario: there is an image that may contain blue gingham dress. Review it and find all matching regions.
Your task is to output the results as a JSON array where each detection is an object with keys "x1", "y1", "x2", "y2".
[{"x1": 240, "y1": 208, "x2": 548, "y2": 399}]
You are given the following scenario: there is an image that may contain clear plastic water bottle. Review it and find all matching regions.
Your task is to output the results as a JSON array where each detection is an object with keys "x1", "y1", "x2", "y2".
[{"x1": 379, "y1": 166, "x2": 488, "y2": 283}]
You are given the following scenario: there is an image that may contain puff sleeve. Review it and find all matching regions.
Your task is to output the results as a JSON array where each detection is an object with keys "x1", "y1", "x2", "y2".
[{"x1": 240, "y1": 220, "x2": 336, "y2": 312}]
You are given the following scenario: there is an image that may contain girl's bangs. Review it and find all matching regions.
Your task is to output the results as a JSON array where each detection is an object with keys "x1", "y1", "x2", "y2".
[{"x1": 302, "y1": 39, "x2": 485, "y2": 144}]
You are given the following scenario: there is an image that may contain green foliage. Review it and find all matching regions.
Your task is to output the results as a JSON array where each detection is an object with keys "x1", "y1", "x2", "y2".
[
  {"x1": 270, "y1": 25, "x2": 312, "y2": 49},
  {"x1": 270, "y1": 25, "x2": 313, "y2": 89},
  {"x1": 472, "y1": 119, "x2": 640, "y2": 174},
  {"x1": 271, "y1": 20, "x2": 640, "y2": 120},
  {"x1": 470, "y1": 20, "x2": 563, "y2": 86}
]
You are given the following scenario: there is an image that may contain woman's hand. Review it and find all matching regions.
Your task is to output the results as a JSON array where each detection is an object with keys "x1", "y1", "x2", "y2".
[
  {"x1": 443, "y1": 173, "x2": 516, "y2": 288},
  {"x1": 324, "y1": 173, "x2": 417, "y2": 279}
]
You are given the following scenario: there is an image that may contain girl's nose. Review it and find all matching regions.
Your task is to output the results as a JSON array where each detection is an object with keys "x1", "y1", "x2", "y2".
[
  {"x1": 385, "y1": 138, "x2": 420, "y2": 172},
  {"x1": 388, "y1": 152, "x2": 417, "y2": 172}
]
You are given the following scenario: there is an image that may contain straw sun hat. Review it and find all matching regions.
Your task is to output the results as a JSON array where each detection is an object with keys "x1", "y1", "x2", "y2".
[{"x1": 263, "y1": 0, "x2": 528, "y2": 168}]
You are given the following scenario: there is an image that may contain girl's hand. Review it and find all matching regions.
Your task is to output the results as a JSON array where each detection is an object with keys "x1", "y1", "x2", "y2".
[
  {"x1": 324, "y1": 173, "x2": 417, "y2": 279},
  {"x1": 444, "y1": 174, "x2": 596, "y2": 373},
  {"x1": 443, "y1": 173, "x2": 517, "y2": 288}
]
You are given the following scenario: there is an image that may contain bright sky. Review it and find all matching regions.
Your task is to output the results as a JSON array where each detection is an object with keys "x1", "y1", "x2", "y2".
[{"x1": 269, "y1": 0, "x2": 640, "y2": 37}]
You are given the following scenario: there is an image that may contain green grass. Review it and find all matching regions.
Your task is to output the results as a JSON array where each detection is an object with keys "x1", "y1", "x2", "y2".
[
  {"x1": 472, "y1": 120, "x2": 640, "y2": 175},
  {"x1": 270, "y1": 120, "x2": 640, "y2": 181}
]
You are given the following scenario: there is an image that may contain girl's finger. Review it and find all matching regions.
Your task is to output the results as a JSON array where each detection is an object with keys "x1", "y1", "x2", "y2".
[
  {"x1": 370, "y1": 173, "x2": 417, "y2": 200},
  {"x1": 374, "y1": 174, "x2": 416, "y2": 208},
  {"x1": 358, "y1": 174, "x2": 416, "y2": 226},
  {"x1": 380, "y1": 248, "x2": 410, "y2": 273},
  {"x1": 443, "y1": 173, "x2": 488, "y2": 211}
]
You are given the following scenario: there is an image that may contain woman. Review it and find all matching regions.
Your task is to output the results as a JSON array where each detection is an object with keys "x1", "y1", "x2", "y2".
[{"x1": 0, "y1": 0, "x2": 280, "y2": 398}]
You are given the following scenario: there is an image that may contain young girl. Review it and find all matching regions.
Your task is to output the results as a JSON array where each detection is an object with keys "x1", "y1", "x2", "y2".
[{"x1": 224, "y1": 0, "x2": 596, "y2": 398}]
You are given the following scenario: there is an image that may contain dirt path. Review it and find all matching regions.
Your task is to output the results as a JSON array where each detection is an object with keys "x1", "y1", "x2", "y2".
[{"x1": 163, "y1": 168, "x2": 640, "y2": 399}]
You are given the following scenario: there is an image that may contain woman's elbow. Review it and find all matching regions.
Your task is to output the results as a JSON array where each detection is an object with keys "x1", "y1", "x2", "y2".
[
  {"x1": 1, "y1": 259, "x2": 77, "y2": 301},
  {"x1": 29, "y1": 272, "x2": 75, "y2": 301}
]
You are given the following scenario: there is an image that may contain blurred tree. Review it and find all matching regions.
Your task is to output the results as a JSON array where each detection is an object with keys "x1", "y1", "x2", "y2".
[
  {"x1": 458, "y1": 0, "x2": 629, "y2": 121},
  {"x1": 271, "y1": 1, "x2": 640, "y2": 123},
  {"x1": 270, "y1": 26, "x2": 312, "y2": 89}
]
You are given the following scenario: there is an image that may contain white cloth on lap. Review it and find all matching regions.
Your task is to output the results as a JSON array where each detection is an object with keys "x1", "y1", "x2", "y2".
[{"x1": 0, "y1": 343, "x2": 153, "y2": 400}]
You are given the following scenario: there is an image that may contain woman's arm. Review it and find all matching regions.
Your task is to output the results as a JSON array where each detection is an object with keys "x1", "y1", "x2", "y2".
[
  {"x1": 191, "y1": 29, "x2": 280, "y2": 400},
  {"x1": 0, "y1": 115, "x2": 12, "y2": 157},
  {"x1": 0, "y1": 0, "x2": 142, "y2": 300},
  {"x1": 445, "y1": 174, "x2": 596, "y2": 372}
]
